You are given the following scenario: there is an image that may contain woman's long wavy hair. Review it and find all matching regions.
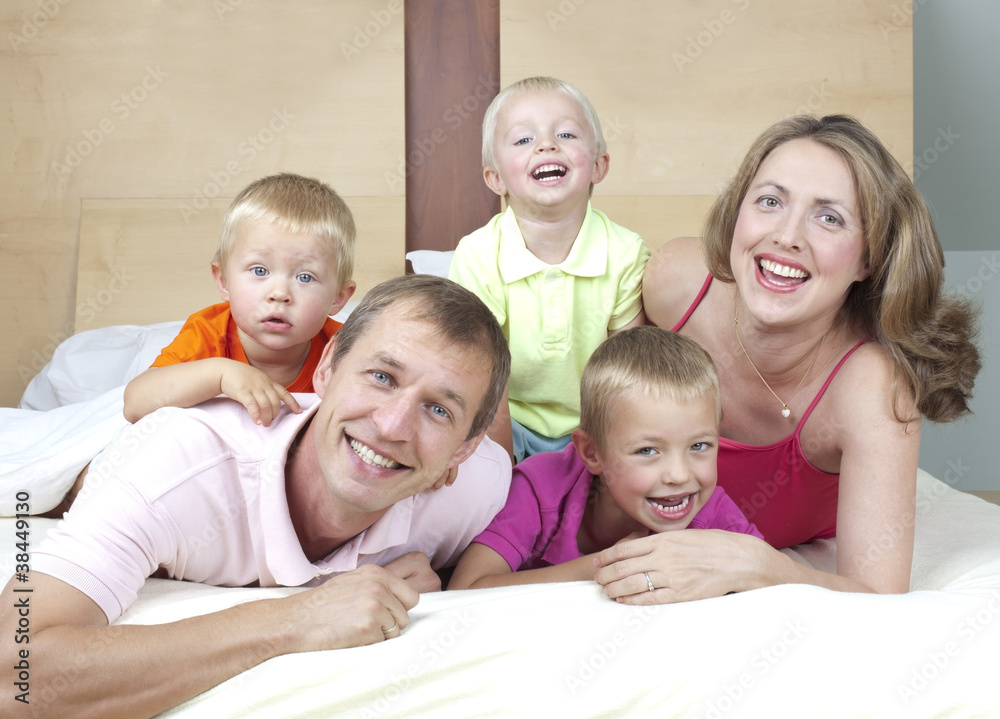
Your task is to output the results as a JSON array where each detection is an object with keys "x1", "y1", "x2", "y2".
[{"x1": 702, "y1": 115, "x2": 980, "y2": 423}]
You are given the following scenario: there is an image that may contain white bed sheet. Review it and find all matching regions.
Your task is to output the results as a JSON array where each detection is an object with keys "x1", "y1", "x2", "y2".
[{"x1": 3, "y1": 467, "x2": 1000, "y2": 718}]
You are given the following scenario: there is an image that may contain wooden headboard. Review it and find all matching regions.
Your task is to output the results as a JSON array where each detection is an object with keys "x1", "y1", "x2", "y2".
[{"x1": 74, "y1": 196, "x2": 405, "y2": 332}]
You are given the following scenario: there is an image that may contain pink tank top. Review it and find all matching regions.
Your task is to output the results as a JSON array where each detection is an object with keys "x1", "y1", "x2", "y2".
[{"x1": 672, "y1": 275, "x2": 866, "y2": 548}]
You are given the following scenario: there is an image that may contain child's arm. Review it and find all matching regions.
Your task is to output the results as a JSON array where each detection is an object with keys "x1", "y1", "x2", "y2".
[
  {"x1": 610, "y1": 307, "x2": 647, "y2": 336},
  {"x1": 123, "y1": 358, "x2": 301, "y2": 425},
  {"x1": 448, "y1": 543, "x2": 597, "y2": 590}
]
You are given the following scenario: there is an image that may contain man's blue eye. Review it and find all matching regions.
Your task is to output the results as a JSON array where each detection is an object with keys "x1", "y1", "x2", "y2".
[
  {"x1": 431, "y1": 405, "x2": 449, "y2": 418},
  {"x1": 252, "y1": 267, "x2": 268, "y2": 277},
  {"x1": 372, "y1": 371, "x2": 389, "y2": 384}
]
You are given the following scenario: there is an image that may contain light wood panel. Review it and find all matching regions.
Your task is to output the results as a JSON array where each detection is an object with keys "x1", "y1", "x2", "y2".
[
  {"x1": 501, "y1": 0, "x2": 913, "y2": 246},
  {"x1": 74, "y1": 197, "x2": 405, "y2": 332},
  {"x1": 2, "y1": 0, "x2": 405, "y2": 406}
]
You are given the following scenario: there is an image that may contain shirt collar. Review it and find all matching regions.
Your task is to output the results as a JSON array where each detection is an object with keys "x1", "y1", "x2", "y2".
[{"x1": 497, "y1": 203, "x2": 608, "y2": 282}]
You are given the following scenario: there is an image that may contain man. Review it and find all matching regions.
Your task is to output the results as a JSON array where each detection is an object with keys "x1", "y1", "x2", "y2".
[{"x1": 1, "y1": 275, "x2": 511, "y2": 719}]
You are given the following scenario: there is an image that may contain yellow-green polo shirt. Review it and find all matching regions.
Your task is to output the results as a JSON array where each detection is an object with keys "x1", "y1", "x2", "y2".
[{"x1": 450, "y1": 204, "x2": 649, "y2": 438}]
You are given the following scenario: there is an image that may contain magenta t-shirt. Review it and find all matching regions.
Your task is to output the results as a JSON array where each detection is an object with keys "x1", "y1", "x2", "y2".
[{"x1": 473, "y1": 443, "x2": 763, "y2": 572}]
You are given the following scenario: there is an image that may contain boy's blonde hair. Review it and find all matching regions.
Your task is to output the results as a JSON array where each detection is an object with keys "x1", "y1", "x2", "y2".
[
  {"x1": 481, "y1": 76, "x2": 607, "y2": 171},
  {"x1": 215, "y1": 173, "x2": 356, "y2": 290},
  {"x1": 579, "y1": 326, "x2": 721, "y2": 449}
]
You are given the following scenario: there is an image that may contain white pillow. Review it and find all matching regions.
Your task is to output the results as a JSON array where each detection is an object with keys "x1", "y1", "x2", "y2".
[{"x1": 406, "y1": 250, "x2": 455, "y2": 278}]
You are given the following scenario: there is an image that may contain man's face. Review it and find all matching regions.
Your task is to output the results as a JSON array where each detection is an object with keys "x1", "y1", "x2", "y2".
[{"x1": 309, "y1": 302, "x2": 490, "y2": 514}]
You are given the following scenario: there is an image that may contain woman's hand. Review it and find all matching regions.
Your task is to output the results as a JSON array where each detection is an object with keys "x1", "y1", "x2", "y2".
[{"x1": 593, "y1": 529, "x2": 768, "y2": 604}]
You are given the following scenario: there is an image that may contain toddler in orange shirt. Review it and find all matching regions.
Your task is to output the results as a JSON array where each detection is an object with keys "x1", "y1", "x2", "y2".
[{"x1": 123, "y1": 173, "x2": 356, "y2": 426}]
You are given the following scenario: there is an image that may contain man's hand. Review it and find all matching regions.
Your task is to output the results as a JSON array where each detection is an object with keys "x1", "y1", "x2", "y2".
[
  {"x1": 219, "y1": 363, "x2": 302, "y2": 426},
  {"x1": 275, "y1": 563, "x2": 421, "y2": 651}
]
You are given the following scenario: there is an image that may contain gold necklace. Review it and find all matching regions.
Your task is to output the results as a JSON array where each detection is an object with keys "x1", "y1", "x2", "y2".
[{"x1": 734, "y1": 306, "x2": 829, "y2": 419}]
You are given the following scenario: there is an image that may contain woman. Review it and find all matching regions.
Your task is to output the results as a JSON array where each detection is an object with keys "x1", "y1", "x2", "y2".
[{"x1": 595, "y1": 115, "x2": 980, "y2": 602}]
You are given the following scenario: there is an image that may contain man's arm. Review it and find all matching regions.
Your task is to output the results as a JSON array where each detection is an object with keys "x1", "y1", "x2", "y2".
[{"x1": 1, "y1": 567, "x2": 416, "y2": 719}]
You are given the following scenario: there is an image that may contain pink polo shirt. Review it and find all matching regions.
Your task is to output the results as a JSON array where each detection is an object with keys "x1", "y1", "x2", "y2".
[{"x1": 32, "y1": 395, "x2": 510, "y2": 623}]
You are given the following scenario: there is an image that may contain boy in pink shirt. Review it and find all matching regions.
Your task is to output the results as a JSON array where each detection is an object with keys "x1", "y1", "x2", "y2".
[{"x1": 450, "y1": 326, "x2": 762, "y2": 600}]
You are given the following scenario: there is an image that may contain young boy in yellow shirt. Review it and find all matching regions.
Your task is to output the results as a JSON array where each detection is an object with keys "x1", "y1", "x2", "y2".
[{"x1": 449, "y1": 77, "x2": 649, "y2": 462}]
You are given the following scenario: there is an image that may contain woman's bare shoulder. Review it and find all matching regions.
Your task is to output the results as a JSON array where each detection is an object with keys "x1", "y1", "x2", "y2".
[{"x1": 642, "y1": 237, "x2": 711, "y2": 329}]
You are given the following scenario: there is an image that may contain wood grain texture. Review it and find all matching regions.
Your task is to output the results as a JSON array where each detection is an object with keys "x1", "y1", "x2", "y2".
[{"x1": 404, "y1": 0, "x2": 501, "y2": 254}]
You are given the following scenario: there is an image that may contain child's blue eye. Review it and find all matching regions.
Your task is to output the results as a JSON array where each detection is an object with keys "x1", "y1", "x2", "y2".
[
  {"x1": 514, "y1": 137, "x2": 532, "y2": 146},
  {"x1": 637, "y1": 447, "x2": 656, "y2": 456},
  {"x1": 557, "y1": 132, "x2": 575, "y2": 140},
  {"x1": 297, "y1": 273, "x2": 315, "y2": 284},
  {"x1": 252, "y1": 266, "x2": 268, "y2": 277},
  {"x1": 691, "y1": 442, "x2": 710, "y2": 452}
]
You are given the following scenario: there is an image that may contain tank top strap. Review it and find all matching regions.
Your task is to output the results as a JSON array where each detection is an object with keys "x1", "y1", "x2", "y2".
[
  {"x1": 796, "y1": 337, "x2": 870, "y2": 432},
  {"x1": 671, "y1": 274, "x2": 714, "y2": 332}
]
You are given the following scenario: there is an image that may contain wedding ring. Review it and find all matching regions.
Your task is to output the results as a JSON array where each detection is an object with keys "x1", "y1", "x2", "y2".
[
  {"x1": 382, "y1": 622, "x2": 398, "y2": 635},
  {"x1": 644, "y1": 572, "x2": 655, "y2": 593}
]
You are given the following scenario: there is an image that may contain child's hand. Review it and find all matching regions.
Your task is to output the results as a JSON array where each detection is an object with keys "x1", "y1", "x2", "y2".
[
  {"x1": 219, "y1": 363, "x2": 302, "y2": 426},
  {"x1": 429, "y1": 466, "x2": 459, "y2": 491},
  {"x1": 383, "y1": 551, "x2": 442, "y2": 593}
]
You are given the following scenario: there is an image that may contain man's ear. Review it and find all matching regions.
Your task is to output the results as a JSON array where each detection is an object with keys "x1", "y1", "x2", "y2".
[
  {"x1": 571, "y1": 428, "x2": 604, "y2": 476},
  {"x1": 483, "y1": 166, "x2": 507, "y2": 197},
  {"x1": 329, "y1": 281, "x2": 356, "y2": 317},
  {"x1": 211, "y1": 261, "x2": 230, "y2": 302},
  {"x1": 313, "y1": 336, "x2": 337, "y2": 399},
  {"x1": 445, "y1": 429, "x2": 487, "y2": 473}
]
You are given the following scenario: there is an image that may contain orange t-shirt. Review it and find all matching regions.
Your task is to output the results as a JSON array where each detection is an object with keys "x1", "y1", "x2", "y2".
[{"x1": 150, "y1": 302, "x2": 342, "y2": 392}]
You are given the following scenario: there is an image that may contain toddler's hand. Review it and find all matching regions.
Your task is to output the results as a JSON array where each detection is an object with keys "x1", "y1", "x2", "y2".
[{"x1": 219, "y1": 363, "x2": 301, "y2": 426}]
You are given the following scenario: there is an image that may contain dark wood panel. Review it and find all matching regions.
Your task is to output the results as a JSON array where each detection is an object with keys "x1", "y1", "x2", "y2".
[{"x1": 404, "y1": 0, "x2": 501, "y2": 258}]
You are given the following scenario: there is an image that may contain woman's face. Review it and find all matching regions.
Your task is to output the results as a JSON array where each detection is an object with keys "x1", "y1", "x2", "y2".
[{"x1": 730, "y1": 138, "x2": 870, "y2": 327}]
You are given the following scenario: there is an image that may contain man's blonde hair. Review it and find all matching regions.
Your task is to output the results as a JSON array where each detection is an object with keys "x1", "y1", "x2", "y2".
[
  {"x1": 215, "y1": 173, "x2": 356, "y2": 290},
  {"x1": 579, "y1": 327, "x2": 720, "y2": 449}
]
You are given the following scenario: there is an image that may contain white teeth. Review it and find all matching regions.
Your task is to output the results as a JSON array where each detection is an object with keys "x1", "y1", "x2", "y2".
[
  {"x1": 759, "y1": 259, "x2": 808, "y2": 279},
  {"x1": 532, "y1": 164, "x2": 566, "y2": 179},
  {"x1": 650, "y1": 494, "x2": 691, "y2": 513},
  {"x1": 349, "y1": 438, "x2": 401, "y2": 469}
]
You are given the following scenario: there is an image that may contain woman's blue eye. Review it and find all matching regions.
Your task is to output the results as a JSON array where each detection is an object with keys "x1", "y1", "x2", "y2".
[
  {"x1": 820, "y1": 213, "x2": 840, "y2": 226},
  {"x1": 762, "y1": 197, "x2": 779, "y2": 208},
  {"x1": 252, "y1": 267, "x2": 268, "y2": 277}
]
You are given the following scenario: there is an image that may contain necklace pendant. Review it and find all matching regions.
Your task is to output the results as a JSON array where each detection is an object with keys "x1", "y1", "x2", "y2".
[{"x1": 781, "y1": 407, "x2": 791, "y2": 419}]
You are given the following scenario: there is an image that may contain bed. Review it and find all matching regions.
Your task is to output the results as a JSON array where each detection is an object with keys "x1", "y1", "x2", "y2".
[{"x1": 3, "y1": 240, "x2": 1000, "y2": 718}]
